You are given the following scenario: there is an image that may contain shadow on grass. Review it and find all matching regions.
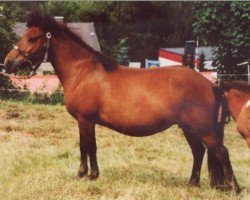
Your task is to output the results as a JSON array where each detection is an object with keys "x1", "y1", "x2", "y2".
[{"x1": 101, "y1": 164, "x2": 189, "y2": 188}]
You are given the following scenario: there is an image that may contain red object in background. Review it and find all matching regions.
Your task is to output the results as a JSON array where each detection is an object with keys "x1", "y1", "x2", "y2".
[{"x1": 10, "y1": 75, "x2": 61, "y2": 94}]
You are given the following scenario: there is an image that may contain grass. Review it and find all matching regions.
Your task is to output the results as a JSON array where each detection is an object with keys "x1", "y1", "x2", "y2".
[{"x1": 0, "y1": 100, "x2": 249, "y2": 200}]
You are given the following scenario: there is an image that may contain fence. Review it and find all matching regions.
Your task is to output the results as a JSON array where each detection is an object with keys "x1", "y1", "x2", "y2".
[{"x1": 217, "y1": 62, "x2": 250, "y2": 83}]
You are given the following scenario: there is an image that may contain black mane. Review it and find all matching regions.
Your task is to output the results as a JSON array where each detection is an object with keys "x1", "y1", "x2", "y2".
[
  {"x1": 26, "y1": 12, "x2": 118, "y2": 71},
  {"x1": 220, "y1": 80, "x2": 250, "y2": 93}
]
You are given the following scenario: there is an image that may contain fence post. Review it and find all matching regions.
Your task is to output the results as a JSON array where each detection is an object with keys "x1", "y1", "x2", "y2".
[{"x1": 248, "y1": 62, "x2": 250, "y2": 84}]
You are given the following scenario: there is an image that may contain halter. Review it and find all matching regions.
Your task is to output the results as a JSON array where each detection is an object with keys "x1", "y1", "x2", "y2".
[{"x1": 10, "y1": 32, "x2": 52, "y2": 79}]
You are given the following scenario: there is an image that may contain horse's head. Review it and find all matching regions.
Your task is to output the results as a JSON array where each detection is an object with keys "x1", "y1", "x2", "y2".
[
  {"x1": 4, "y1": 13, "x2": 52, "y2": 73},
  {"x1": 221, "y1": 81, "x2": 250, "y2": 148}
]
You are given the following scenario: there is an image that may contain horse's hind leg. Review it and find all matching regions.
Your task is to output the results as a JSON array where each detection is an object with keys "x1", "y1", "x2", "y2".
[
  {"x1": 182, "y1": 128, "x2": 205, "y2": 186},
  {"x1": 77, "y1": 118, "x2": 99, "y2": 180},
  {"x1": 202, "y1": 135, "x2": 241, "y2": 193},
  {"x1": 207, "y1": 149, "x2": 225, "y2": 188}
]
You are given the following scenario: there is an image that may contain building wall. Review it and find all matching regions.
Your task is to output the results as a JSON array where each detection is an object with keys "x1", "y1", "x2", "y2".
[
  {"x1": 158, "y1": 49, "x2": 182, "y2": 67},
  {"x1": 159, "y1": 49, "x2": 200, "y2": 68},
  {"x1": 159, "y1": 57, "x2": 181, "y2": 67}
]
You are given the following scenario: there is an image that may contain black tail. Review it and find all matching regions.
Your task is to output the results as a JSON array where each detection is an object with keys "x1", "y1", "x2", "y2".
[
  {"x1": 212, "y1": 85, "x2": 227, "y2": 143},
  {"x1": 207, "y1": 85, "x2": 228, "y2": 188}
]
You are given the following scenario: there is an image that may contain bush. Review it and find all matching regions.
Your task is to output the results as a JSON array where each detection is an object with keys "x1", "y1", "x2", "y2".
[
  {"x1": 0, "y1": 86, "x2": 64, "y2": 105},
  {"x1": 29, "y1": 87, "x2": 64, "y2": 105}
]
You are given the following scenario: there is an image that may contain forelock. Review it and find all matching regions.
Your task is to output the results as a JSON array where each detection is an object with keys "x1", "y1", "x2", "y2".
[{"x1": 26, "y1": 12, "x2": 66, "y2": 36}]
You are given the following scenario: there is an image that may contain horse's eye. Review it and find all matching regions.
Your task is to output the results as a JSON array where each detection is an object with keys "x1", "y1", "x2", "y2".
[{"x1": 28, "y1": 37, "x2": 37, "y2": 43}]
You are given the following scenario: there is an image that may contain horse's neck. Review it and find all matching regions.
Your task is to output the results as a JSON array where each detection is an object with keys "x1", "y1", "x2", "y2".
[
  {"x1": 227, "y1": 90, "x2": 250, "y2": 120},
  {"x1": 49, "y1": 35, "x2": 99, "y2": 90}
]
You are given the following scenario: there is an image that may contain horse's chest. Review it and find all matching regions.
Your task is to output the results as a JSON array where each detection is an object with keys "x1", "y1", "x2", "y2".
[{"x1": 64, "y1": 91, "x2": 99, "y2": 119}]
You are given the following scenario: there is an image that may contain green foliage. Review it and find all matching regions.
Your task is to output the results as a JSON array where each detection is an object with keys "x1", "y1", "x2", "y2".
[
  {"x1": 0, "y1": 75, "x2": 17, "y2": 90},
  {"x1": 111, "y1": 38, "x2": 129, "y2": 65},
  {"x1": 189, "y1": 55, "x2": 195, "y2": 69},
  {"x1": 0, "y1": 4, "x2": 17, "y2": 62},
  {"x1": 46, "y1": 1, "x2": 195, "y2": 64},
  {"x1": 28, "y1": 87, "x2": 64, "y2": 105},
  {"x1": 0, "y1": 2, "x2": 196, "y2": 66},
  {"x1": 2, "y1": 2, "x2": 46, "y2": 22},
  {"x1": 181, "y1": 53, "x2": 195, "y2": 69},
  {"x1": 0, "y1": 85, "x2": 64, "y2": 105},
  {"x1": 0, "y1": 4, "x2": 18, "y2": 91},
  {"x1": 193, "y1": 2, "x2": 250, "y2": 80}
]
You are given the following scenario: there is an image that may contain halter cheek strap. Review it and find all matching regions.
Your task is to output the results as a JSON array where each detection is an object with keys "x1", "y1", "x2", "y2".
[{"x1": 43, "y1": 32, "x2": 52, "y2": 62}]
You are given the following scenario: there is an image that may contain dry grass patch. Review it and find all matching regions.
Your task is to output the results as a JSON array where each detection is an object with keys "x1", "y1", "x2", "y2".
[{"x1": 0, "y1": 100, "x2": 249, "y2": 200}]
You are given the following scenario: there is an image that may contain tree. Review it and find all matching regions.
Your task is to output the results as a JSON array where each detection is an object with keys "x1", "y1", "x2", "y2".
[
  {"x1": 189, "y1": 55, "x2": 195, "y2": 69},
  {"x1": 182, "y1": 53, "x2": 188, "y2": 66},
  {"x1": 0, "y1": 4, "x2": 18, "y2": 90},
  {"x1": 193, "y1": 2, "x2": 250, "y2": 80},
  {"x1": 112, "y1": 38, "x2": 129, "y2": 66},
  {"x1": 46, "y1": 1, "x2": 195, "y2": 65},
  {"x1": 0, "y1": 2, "x2": 196, "y2": 65},
  {"x1": 0, "y1": 4, "x2": 17, "y2": 63}
]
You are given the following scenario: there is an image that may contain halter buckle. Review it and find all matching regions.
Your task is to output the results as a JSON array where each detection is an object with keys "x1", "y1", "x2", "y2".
[{"x1": 46, "y1": 32, "x2": 52, "y2": 39}]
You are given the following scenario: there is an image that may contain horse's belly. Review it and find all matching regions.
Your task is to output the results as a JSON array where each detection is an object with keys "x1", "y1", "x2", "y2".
[
  {"x1": 98, "y1": 109, "x2": 176, "y2": 136},
  {"x1": 98, "y1": 120, "x2": 174, "y2": 136}
]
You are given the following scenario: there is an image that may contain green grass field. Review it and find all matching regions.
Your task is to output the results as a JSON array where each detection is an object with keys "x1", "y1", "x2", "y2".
[{"x1": 0, "y1": 100, "x2": 249, "y2": 200}]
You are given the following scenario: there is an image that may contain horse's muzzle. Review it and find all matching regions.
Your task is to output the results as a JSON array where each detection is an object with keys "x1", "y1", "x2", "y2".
[{"x1": 4, "y1": 58, "x2": 22, "y2": 73}]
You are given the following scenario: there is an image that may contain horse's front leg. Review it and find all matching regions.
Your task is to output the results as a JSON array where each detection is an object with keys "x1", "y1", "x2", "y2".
[{"x1": 77, "y1": 118, "x2": 99, "y2": 180}]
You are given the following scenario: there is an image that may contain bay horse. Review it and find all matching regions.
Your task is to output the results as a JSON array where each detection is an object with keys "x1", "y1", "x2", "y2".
[
  {"x1": 4, "y1": 12, "x2": 240, "y2": 193},
  {"x1": 220, "y1": 81, "x2": 250, "y2": 148}
]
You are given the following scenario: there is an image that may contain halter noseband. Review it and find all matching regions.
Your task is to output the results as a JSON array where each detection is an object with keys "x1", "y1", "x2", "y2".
[{"x1": 13, "y1": 32, "x2": 52, "y2": 77}]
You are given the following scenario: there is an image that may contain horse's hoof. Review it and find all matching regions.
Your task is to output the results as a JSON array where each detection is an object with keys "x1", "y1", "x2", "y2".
[
  {"x1": 214, "y1": 184, "x2": 231, "y2": 191},
  {"x1": 188, "y1": 179, "x2": 200, "y2": 187},
  {"x1": 188, "y1": 182, "x2": 200, "y2": 188},
  {"x1": 77, "y1": 170, "x2": 88, "y2": 178},
  {"x1": 213, "y1": 184, "x2": 241, "y2": 194},
  {"x1": 233, "y1": 186, "x2": 241, "y2": 194},
  {"x1": 88, "y1": 171, "x2": 99, "y2": 180}
]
